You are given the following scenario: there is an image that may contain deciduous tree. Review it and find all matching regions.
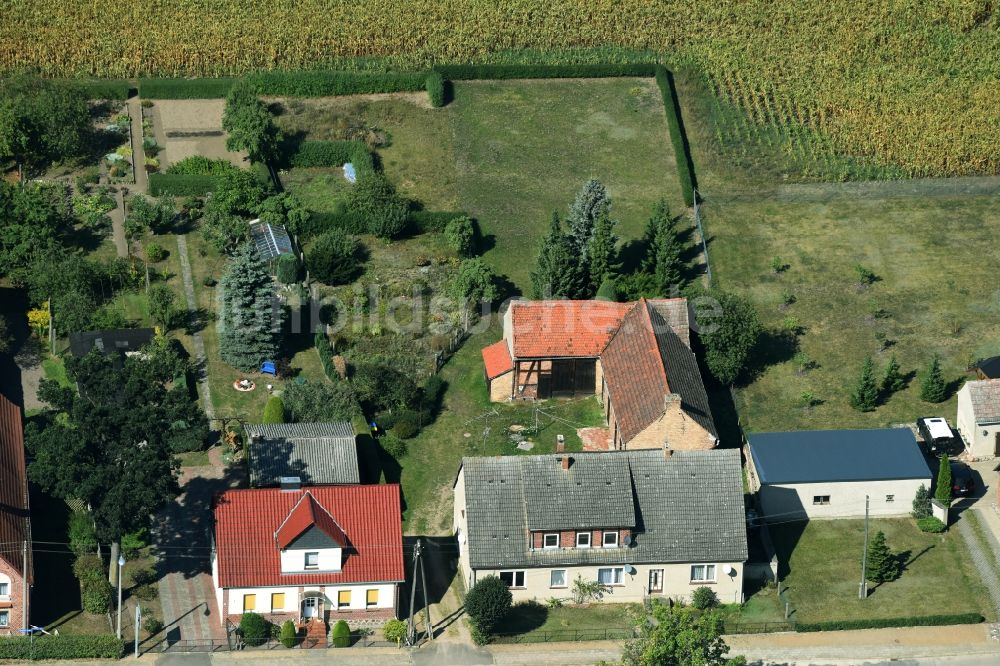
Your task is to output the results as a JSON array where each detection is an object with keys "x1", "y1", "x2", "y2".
[
  {"x1": 622, "y1": 604, "x2": 745, "y2": 666},
  {"x1": 223, "y1": 81, "x2": 283, "y2": 164},
  {"x1": 696, "y1": 290, "x2": 761, "y2": 386},
  {"x1": 450, "y1": 258, "x2": 499, "y2": 305}
]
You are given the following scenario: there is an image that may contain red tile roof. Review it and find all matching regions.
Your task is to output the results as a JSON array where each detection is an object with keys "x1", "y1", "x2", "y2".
[
  {"x1": 214, "y1": 485, "x2": 404, "y2": 588},
  {"x1": 274, "y1": 492, "x2": 348, "y2": 549},
  {"x1": 481, "y1": 340, "x2": 513, "y2": 379},
  {"x1": 510, "y1": 300, "x2": 633, "y2": 358},
  {"x1": 0, "y1": 393, "x2": 31, "y2": 583},
  {"x1": 601, "y1": 301, "x2": 671, "y2": 442}
]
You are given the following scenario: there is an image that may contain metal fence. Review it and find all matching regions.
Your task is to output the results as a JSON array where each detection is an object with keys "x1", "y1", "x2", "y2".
[
  {"x1": 148, "y1": 632, "x2": 395, "y2": 654},
  {"x1": 491, "y1": 628, "x2": 635, "y2": 644}
]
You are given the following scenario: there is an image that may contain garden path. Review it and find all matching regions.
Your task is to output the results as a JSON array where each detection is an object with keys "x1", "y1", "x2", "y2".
[
  {"x1": 128, "y1": 96, "x2": 149, "y2": 194},
  {"x1": 176, "y1": 234, "x2": 215, "y2": 420},
  {"x1": 109, "y1": 188, "x2": 128, "y2": 258}
]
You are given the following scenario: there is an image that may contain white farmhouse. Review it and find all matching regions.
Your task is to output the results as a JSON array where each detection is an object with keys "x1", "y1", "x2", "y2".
[
  {"x1": 746, "y1": 428, "x2": 932, "y2": 520},
  {"x1": 956, "y1": 379, "x2": 1000, "y2": 459}
]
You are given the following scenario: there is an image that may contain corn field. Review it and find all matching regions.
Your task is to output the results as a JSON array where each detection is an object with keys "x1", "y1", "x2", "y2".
[{"x1": 1, "y1": 0, "x2": 998, "y2": 177}]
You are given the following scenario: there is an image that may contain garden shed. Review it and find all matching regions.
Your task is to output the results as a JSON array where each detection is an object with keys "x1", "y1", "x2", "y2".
[{"x1": 745, "y1": 428, "x2": 931, "y2": 521}]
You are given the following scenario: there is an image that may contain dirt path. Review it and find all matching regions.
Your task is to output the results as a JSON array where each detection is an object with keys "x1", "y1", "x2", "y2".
[
  {"x1": 176, "y1": 234, "x2": 215, "y2": 420},
  {"x1": 711, "y1": 175, "x2": 1000, "y2": 204},
  {"x1": 109, "y1": 188, "x2": 128, "y2": 258}
]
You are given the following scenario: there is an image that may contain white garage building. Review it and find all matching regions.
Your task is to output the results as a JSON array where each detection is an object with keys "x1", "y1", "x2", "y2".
[{"x1": 746, "y1": 428, "x2": 932, "y2": 521}]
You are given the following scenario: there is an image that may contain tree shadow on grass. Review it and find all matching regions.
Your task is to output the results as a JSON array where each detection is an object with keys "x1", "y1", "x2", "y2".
[
  {"x1": 497, "y1": 600, "x2": 548, "y2": 635},
  {"x1": 182, "y1": 307, "x2": 211, "y2": 336},
  {"x1": 735, "y1": 329, "x2": 800, "y2": 388},
  {"x1": 28, "y1": 483, "x2": 81, "y2": 628}
]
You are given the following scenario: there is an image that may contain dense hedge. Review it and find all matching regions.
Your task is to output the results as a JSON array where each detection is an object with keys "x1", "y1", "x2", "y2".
[
  {"x1": 426, "y1": 70, "x2": 446, "y2": 107},
  {"x1": 148, "y1": 173, "x2": 220, "y2": 196},
  {"x1": 288, "y1": 140, "x2": 368, "y2": 168},
  {"x1": 654, "y1": 66, "x2": 696, "y2": 206},
  {"x1": 307, "y1": 211, "x2": 368, "y2": 236},
  {"x1": 315, "y1": 331, "x2": 337, "y2": 382},
  {"x1": 138, "y1": 77, "x2": 234, "y2": 99},
  {"x1": 245, "y1": 70, "x2": 426, "y2": 97},
  {"x1": 434, "y1": 62, "x2": 657, "y2": 80},
  {"x1": 73, "y1": 79, "x2": 131, "y2": 100},
  {"x1": 408, "y1": 210, "x2": 469, "y2": 233},
  {"x1": 165, "y1": 156, "x2": 240, "y2": 176},
  {"x1": 0, "y1": 635, "x2": 124, "y2": 660},
  {"x1": 796, "y1": 613, "x2": 983, "y2": 632}
]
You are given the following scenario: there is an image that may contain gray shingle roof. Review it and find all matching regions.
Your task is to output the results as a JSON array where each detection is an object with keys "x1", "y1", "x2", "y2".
[
  {"x1": 649, "y1": 306, "x2": 717, "y2": 439},
  {"x1": 967, "y1": 379, "x2": 1000, "y2": 424},
  {"x1": 246, "y1": 422, "x2": 358, "y2": 486},
  {"x1": 747, "y1": 428, "x2": 931, "y2": 484},
  {"x1": 460, "y1": 449, "x2": 747, "y2": 570},
  {"x1": 521, "y1": 454, "x2": 635, "y2": 530}
]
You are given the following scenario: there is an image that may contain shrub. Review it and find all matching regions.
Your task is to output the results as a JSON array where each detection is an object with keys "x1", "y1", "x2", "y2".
[
  {"x1": 120, "y1": 529, "x2": 148, "y2": 559},
  {"x1": 444, "y1": 216, "x2": 476, "y2": 257},
  {"x1": 202, "y1": 276, "x2": 217, "y2": 287},
  {"x1": 392, "y1": 410, "x2": 421, "y2": 439},
  {"x1": 464, "y1": 575, "x2": 512, "y2": 638},
  {"x1": 144, "y1": 242, "x2": 167, "y2": 262},
  {"x1": 383, "y1": 618, "x2": 407, "y2": 646},
  {"x1": 450, "y1": 258, "x2": 499, "y2": 304},
  {"x1": 654, "y1": 66, "x2": 695, "y2": 206},
  {"x1": 345, "y1": 173, "x2": 408, "y2": 239},
  {"x1": 352, "y1": 363, "x2": 420, "y2": 412},
  {"x1": 240, "y1": 612, "x2": 271, "y2": 647},
  {"x1": 408, "y1": 210, "x2": 468, "y2": 233},
  {"x1": 68, "y1": 510, "x2": 97, "y2": 555},
  {"x1": 595, "y1": 279, "x2": 617, "y2": 301},
  {"x1": 166, "y1": 156, "x2": 240, "y2": 176},
  {"x1": 330, "y1": 620, "x2": 351, "y2": 648},
  {"x1": 82, "y1": 579, "x2": 114, "y2": 614},
  {"x1": 912, "y1": 484, "x2": 931, "y2": 519},
  {"x1": 262, "y1": 396, "x2": 285, "y2": 424},
  {"x1": 380, "y1": 433, "x2": 407, "y2": 460},
  {"x1": 73, "y1": 554, "x2": 105, "y2": 585},
  {"x1": 148, "y1": 173, "x2": 219, "y2": 196},
  {"x1": 134, "y1": 583, "x2": 159, "y2": 601},
  {"x1": 0, "y1": 635, "x2": 125, "y2": 660},
  {"x1": 275, "y1": 253, "x2": 299, "y2": 285},
  {"x1": 691, "y1": 586, "x2": 719, "y2": 610},
  {"x1": 143, "y1": 616, "x2": 164, "y2": 635},
  {"x1": 426, "y1": 70, "x2": 446, "y2": 107},
  {"x1": 796, "y1": 613, "x2": 983, "y2": 632},
  {"x1": 306, "y1": 229, "x2": 363, "y2": 285},
  {"x1": 435, "y1": 63, "x2": 657, "y2": 80},
  {"x1": 279, "y1": 620, "x2": 298, "y2": 648},
  {"x1": 130, "y1": 566, "x2": 157, "y2": 587},
  {"x1": 918, "y1": 516, "x2": 947, "y2": 533},
  {"x1": 287, "y1": 140, "x2": 368, "y2": 168}
]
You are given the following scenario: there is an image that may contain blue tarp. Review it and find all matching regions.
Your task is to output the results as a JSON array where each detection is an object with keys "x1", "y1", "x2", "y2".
[{"x1": 343, "y1": 163, "x2": 357, "y2": 183}]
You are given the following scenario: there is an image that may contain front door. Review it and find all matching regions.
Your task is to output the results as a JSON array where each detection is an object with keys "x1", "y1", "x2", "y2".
[
  {"x1": 302, "y1": 597, "x2": 319, "y2": 618},
  {"x1": 649, "y1": 569, "x2": 664, "y2": 594},
  {"x1": 994, "y1": 432, "x2": 1000, "y2": 457}
]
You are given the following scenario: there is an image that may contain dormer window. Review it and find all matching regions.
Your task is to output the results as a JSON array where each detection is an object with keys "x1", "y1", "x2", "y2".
[
  {"x1": 602, "y1": 531, "x2": 618, "y2": 548},
  {"x1": 576, "y1": 532, "x2": 591, "y2": 548},
  {"x1": 543, "y1": 533, "x2": 559, "y2": 549},
  {"x1": 304, "y1": 552, "x2": 319, "y2": 570}
]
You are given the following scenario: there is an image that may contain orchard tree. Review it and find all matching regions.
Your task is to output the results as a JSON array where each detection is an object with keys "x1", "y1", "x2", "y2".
[
  {"x1": 148, "y1": 284, "x2": 177, "y2": 330},
  {"x1": 200, "y1": 202, "x2": 250, "y2": 254},
  {"x1": 622, "y1": 604, "x2": 746, "y2": 666},
  {"x1": 850, "y1": 356, "x2": 879, "y2": 411},
  {"x1": 920, "y1": 355, "x2": 947, "y2": 403},
  {"x1": 222, "y1": 81, "x2": 283, "y2": 164},
  {"x1": 218, "y1": 243, "x2": 284, "y2": 371},
  {"x1": 0, "y1": 74, "x2": 92, "y2": 180},
  {"x1": 696, "y1": 290, "x2": 762, "y2": 386},
  {"x1": 26, "y1": 351, "x2": 207, "y2": 580},
  {"x1": 530, "y1": 213, "x2": 586, "y2": 299}
]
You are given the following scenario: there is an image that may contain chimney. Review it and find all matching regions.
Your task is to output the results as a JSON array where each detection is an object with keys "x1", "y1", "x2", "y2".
[
  {"x1": 561, "y1": 456, "x2": 572, "y2": 471},
  {"x1": 663, "y1": 447, "x2": 673, "y2": 460},
  {"x1": 556, "y1": 434, "x2": 565, "y2": 453}
]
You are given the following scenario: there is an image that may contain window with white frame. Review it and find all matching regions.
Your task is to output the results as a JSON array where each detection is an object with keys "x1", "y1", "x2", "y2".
[
  {"x1": 602, "y1": 531, "x2": 618, "y2": 548},
  {"x1": 597, "y1": 567, "x2": 624, "y2": 585},
  {"x1": 304, "y1": 552, "x2": 319, "y2": 569},
  {"x1": 812, "y1": 495, "x2": 831, "y2": 505},
  {"x1": 0, "y1": 610, "x2": 7, "y2": 627},
  {"x1": 550, "y1": 569, "x2": 567, "y2": 588},
  {"x1": 499, "y1": 570, "x2": 525, "y2": 588},
  {"x1": 543, "y1": 533, "x2": 559, "y2": 549},
  {"x1": 0, "y1": 582, "x2": 8, "y2": 597},
  {"x1": 690, "y1": 564, "x2": 716, "y2": 583},
  {"x1": 576, "y1": 532, "x2": 591, "y2": 548}
]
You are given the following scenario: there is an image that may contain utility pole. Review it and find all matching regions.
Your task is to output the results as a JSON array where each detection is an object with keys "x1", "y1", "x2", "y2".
[
  {"x1": 418, "y1": 540, "x2": 434, "y2": 641},
  {"x1": 406, "y1": 540, "x2": 420, "y2": 646},
  {"x1": 858, "y1": 495, "x2": 870, "y2": 599},
  {"x1": 21, "y1": 541, "x2": 27, "y2": 633}
]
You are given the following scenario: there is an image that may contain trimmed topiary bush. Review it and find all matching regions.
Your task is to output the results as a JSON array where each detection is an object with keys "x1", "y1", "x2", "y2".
[
  {"x1": 279, "y1": 620, "x2": 298, "y2": 648},
  {"x1": 240, "y1": 612, "x2": 271, "y2": 647},
  {"x1": 654, "y1": 66, "x2": 696, "y2": 206},
  {"x1": 276, "y1": 253, "x2": 300, "y2": 285},
  {"x1": 917, "y1": 516, "x2": 947, "y2": 533},
  {"x1": 426, "y1": 70, "x2": 446, "y2": 107},
  {"x1": 330, "y1": 619, "x2": 351, "y2": 648},
  {"x1": 262, "y1": 396, "x2": 285, "y2": 424}
]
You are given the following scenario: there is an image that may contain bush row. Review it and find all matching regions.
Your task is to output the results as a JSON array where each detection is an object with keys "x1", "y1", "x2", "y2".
[
  {"x1": 796, "y1": 613, "x2": 983, "y2": 632},
  {"x1": 148, "y1": 173, "x2": 220, "y2": 196},
  {"x1": 287, "y1": 140, "x2": 369, "y2": 168},
  {"x1": 139, "y1": 70, "x2": 426, "y2": 99},
  {"x1": 315, "y1": 331, "x2": 338, "y2": 382},
  {"x1": 0, "y1": 635, "x2": 124, "y2": 660},
  {"x1": 74, "y1": 79, "x2": 131, "y2": 100},
  {"x1": 166, "y1": 156, "x2": 240, "y2": 176},
  {"x1": 408, "y1": 210, "x2": 469, "y2": 233},
  {"x1": 434, "y1": 62, "x2": 657, "y2": 80},
  {"x1": 654, "y1": 66, "x2": 696, "y2": 206}
]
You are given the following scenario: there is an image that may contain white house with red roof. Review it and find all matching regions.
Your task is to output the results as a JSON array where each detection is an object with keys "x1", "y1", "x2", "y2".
[
  {"x1": 482, "y1": 298, "x2": 717, "y2": 451},
  {"x1": 0, "y1": 392, "x2": 31, "y2": 635},
  {"x1": 211, "y1": 483, "x2": 404, "y2": 633}
]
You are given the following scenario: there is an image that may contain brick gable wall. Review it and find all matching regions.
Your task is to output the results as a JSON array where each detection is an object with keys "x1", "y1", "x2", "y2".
[{"x1": 0, "y1": 557, "x2": 27, "y2": 635}]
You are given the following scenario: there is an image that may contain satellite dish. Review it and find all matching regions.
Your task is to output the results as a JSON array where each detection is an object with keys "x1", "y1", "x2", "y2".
[
  {"x1": 723, "y1": 564, "x2": 734, "y2": 576},
  {"x1": 625, "y1": 564, "x2": 637, "y2": 576},
  {"x1": 623, "y1": 535, "x2": 633, "y2": 547}
]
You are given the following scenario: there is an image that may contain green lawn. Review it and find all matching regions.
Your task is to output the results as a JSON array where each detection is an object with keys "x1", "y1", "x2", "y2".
[
  {"x1": 450, "y1": 78, "x2": 682, "y2": 291},
  {"x1": 495, "y1": 601, "x2": 637, "y2": 640},
  {"x1": 771, "y1": 518, "x2": 992, "y2": 623}
]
